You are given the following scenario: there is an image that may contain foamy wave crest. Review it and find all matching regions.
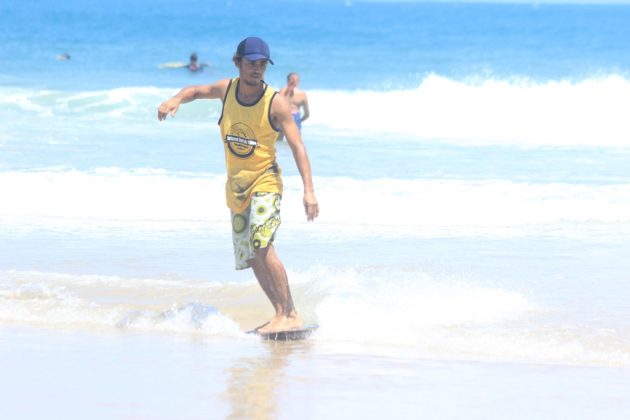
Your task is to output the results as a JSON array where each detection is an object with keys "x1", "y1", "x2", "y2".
[
  {"x1": 0, "y1": 270, "x2": 242, "y2": 336},
  {"x1": 4, "y1": 75, "x2": 630, "y2": 147},
  {"x1": 0, "y1": 86, "x2": 221, "y2": 120},
  {"x1": 309, "y1": 74, "x2": 630, "y2": 147},
  {"x1": 0, "y1": 168, "x2": 230, "y2": 232},
  {"x1": 302, "y1": 266, "x2": 630, "y2": 368},
  {"x1": 2, "y1": 169, "x2": 629, "y2": 238},
  {"x1": 315, "y1": 269, "x2": 536, "y2": 329},
  {"x1": 3, "y1": 267, "x2": 630, "y2": 367}
]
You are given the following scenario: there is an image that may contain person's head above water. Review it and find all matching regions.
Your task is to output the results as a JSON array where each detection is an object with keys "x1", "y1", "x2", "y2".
[
  {"x1": 287, "y1": 72, "x2": 300, "y2": 87},
  {"x1": 234, "y1": 37, "x2": 274, "y2": 65}
]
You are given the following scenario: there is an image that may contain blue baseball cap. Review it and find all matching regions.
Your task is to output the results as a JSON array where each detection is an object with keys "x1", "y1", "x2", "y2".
[{"x1": 236, "y1": 37, "x2": 274, "y2": 65}]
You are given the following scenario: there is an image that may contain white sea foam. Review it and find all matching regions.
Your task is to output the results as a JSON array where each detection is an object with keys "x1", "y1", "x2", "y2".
[
  {"x1": 1, "y1": 169, "x2": 629, "y2": 238},
  {"x1": 309, "y1": 74, "x2": 630, "y2": 147},
  {"x1": 3, "y1": 267, "x2": 629, "y2": 367},
  {"x1": 2, "y1": 74, "x2": 630, "y2": 147},
  {"x1": 305, "y1": 266, "x2": 630, "y2": 368},
  {"x1": 0, "y1": 86, "x2": 219, "y2": 121},
  {"x1": 0, "y1": 270, "x2": 242, "y2": 336}
]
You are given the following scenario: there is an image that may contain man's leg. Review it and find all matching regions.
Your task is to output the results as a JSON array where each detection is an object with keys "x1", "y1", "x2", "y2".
[{"x1": 249, "y1": 245, "x2": 302, "y2": 333}]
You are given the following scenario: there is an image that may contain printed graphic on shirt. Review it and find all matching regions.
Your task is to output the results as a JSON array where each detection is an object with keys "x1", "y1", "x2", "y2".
[{"x1": 225, "y1": 122, "x2": 257, "y2": 158}]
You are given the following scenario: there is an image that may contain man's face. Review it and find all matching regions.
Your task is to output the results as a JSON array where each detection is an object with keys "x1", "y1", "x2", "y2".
[
  {"x1": 288, "y1": 75, "x2": 299, "y2": 87},
  {"x1": 238, "y1": 58, "x2": 268, "y2": 86}
]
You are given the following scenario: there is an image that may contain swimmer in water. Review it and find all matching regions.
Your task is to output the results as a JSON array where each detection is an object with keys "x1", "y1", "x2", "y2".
[{"x1": 186, "y1": 53, "x2": 209, "y2": 72}]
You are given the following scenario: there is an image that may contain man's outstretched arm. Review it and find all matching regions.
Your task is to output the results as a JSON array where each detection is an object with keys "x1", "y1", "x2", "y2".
[{"x1": 157, "y1": 79, "x2": 230, "y2": 121}]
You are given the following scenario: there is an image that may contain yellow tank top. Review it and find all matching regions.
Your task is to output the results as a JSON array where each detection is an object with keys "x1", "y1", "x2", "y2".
[{"x1": 218, "y1": 77, "x2": 282, "y2": 213}]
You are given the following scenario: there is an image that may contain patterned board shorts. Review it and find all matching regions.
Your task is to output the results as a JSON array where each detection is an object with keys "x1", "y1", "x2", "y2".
[{"x1": 231, "y1": 192, "x2": 282, "y2": 270}]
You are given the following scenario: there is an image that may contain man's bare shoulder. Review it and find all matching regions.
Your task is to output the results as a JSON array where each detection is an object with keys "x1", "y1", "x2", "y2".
[
  {"x1": 188, "y1": 78, "x2": 231, "y2": 100},
  {"x1": 271, "y1": 92, "x2": 291, "y2": 114},
  {"x1": 206, "y1": 78, "x2": 232, "y2": 99},
  {"x1": 294, "y1": 88, "x2": 308, "y2": 102},
  {"x1": 216, "y1": 78, "x2": 232, "y2": 88}
]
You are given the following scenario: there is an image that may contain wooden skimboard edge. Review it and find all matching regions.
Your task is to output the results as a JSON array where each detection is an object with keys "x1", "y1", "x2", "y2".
[{"x1": 248, "y1": 324, "x2": 319, "y2": 341}]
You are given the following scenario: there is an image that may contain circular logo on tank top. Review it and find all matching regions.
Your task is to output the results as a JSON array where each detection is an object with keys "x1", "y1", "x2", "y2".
[{"x1": 225, "y1": 123, "x2": 257, "y2": 158}]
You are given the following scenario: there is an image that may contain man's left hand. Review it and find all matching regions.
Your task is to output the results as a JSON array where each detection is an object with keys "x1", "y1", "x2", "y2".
[{"x1": 303, "y1": 191, "x2": 319, "y2": 222}]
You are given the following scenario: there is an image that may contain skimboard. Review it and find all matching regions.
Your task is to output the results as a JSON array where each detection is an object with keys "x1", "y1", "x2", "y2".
[
  {"x1": 158, "y1": 61, "x2": 188, "y2": 69},
  {"x1": 248, "y1": 324, "x2": 319, "y2": 341}
]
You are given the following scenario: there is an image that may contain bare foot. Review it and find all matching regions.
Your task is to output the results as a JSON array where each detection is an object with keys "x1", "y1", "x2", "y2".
[
  {"x1": 247, "y1": 321, "x2": 269, "y2": 334},
  {"x1": 257, "y1": 314, "x2": 303, "y2": 334}
]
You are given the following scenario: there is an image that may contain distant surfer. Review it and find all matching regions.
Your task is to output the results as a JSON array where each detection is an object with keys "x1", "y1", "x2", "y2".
[
  {"x1": 186, "y1": 53, "x2": 209, "y2": 72},
  {"x1": 158, "y1": 53, "x2": 209, "y2": 71},
  {"x1": 278, "y1": 72, "x2": 310, "y2": 141},
  {"x1": 157, "y1": 37, "x2": 319, "y2": 334}
]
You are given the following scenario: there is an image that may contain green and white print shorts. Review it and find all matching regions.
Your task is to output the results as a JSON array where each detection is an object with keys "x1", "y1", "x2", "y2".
[{"x1": 231, "y1": 192, "x2": 282, "y2": 270}]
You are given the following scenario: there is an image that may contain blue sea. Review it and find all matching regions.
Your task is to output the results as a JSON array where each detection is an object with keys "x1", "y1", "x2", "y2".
[{"x1": 2, "y1": 1, "x2": 630, "y2": 418}]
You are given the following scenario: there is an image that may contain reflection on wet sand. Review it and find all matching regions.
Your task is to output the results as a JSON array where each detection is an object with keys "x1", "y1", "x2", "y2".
[{"x1": 224, "y1": 340, "x2": 314, "y2": 419}]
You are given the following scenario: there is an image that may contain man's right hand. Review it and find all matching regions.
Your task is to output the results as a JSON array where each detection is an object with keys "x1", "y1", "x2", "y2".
[{"x1": 157, "y1": 98, "x2": 181, "y2": 121}]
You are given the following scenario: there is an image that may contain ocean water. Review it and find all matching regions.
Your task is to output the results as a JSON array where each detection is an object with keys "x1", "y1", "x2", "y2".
[{"x1": 2, "y1": 0, "x2": 630, "y2": 419}]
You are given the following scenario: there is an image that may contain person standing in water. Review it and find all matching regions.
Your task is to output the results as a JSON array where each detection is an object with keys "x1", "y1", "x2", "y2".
[
  {"x1": 157, "y1": 37, "x2": 319, "y2": 334},
  {"x1": 278, "y1": 72, "x2": 310, "y2": 141},
  {"x1": 186, "y1": 53, "x2": 209, "y2": 72}
]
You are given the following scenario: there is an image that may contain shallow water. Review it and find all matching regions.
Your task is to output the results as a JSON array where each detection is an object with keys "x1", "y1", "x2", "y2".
[{"x1": 3, "y1": 327, "x2": 630, "y2": 420}]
